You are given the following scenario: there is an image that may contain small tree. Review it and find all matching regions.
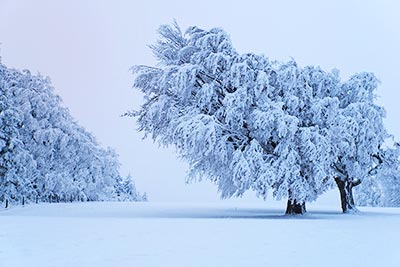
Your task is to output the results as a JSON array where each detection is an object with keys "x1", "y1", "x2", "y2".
[{"x1": 329, "y1": 73, "x2": 387, "y2": 212}]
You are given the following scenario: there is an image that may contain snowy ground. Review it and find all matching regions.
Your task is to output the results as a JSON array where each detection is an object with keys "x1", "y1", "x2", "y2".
[{"x1": 1, "y1": 194, "x2": 400, "y2": 267}]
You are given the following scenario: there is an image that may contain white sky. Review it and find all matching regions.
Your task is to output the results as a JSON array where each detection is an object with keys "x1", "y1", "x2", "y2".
[{"x1": 0, "y1": 0, "x2": 399, "y2": 202}]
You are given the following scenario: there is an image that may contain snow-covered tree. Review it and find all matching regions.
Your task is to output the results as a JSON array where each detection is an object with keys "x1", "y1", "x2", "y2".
[
  {"x1": 131, "y1": 23, "x2": 343, "y2": 214},
  {"x1": 0, "y1": 69, "x2": 38, "y2": 207},
  {"x1": 132, "y1": 23, "x2": 390, "y2": 214},
  {"x1": 329, "y1": 73, "x2": 387, "y2": 212},
  {"x1": 268, "y1": 63, "x2": 340, "y2": 213},
  {"x1": 0, "y1": 107, "x2": 36, "y2": 207},
  {"x1": 0, "y1": 61, "x2": 145, "y2": 208},
  {"x1": 355, "y1": 143, "x2": 400, "y2": 207}
]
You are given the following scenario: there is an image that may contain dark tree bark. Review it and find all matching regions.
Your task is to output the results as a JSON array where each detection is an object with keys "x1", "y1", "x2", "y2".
[
  {"x1": 285, "y1": 199, "x2": 307, "y2": 215},
  {"x1": 5, "y1": 199, "x2": 8, "y2": 209},
  {"x1": 335, "y1": 177, "x2": 360, "y2": 213},
  {"x1": 22, "y1": 197, "x2": 25, "y2": 206}
]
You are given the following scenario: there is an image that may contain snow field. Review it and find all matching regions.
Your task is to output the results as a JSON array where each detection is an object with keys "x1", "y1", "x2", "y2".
[{"x1": 1, "y1": 199, "x2": 399, "y2": 267}]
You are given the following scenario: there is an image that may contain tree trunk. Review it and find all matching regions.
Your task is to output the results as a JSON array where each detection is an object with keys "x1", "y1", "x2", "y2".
[
  {"x1": 335, "y1": 177, "x2": 359, "y2": 213},
  {"x1": 286, "y1": 199, "x2": 307, "y2": 215},
  {"x1": 5, "y1": 199, "x2": 8, "y2": 209},
  {"x1": 36, "y1": 195, "x2": 39, "y2": 204},
  {"x1": 22, "y1": 197, "x2": 25, "y2": 206}
]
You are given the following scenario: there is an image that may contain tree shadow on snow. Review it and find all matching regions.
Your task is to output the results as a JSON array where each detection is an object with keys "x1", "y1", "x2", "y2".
[{"x1": 1, "y1": 203, "x2": 398, "y2": 220}]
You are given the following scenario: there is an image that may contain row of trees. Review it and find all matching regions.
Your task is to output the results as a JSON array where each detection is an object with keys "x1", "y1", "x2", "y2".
[
  {"x1": 132, "y1": 22, "x2": 399, "y2": 214},
  {"x1": 0, "y1": 61, "x2": 145, "y2": 208}
]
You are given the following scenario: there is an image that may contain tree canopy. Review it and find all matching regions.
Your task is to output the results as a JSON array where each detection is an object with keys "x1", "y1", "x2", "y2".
[{"x1": 132, "y1": 23, "x2": 394, "y2": 213}]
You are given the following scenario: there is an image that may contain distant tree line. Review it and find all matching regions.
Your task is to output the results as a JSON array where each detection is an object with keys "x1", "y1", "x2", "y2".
[
  {"x1": 131, "y1": 22, "x2": 399, "y2": 214},
  {"x1": 0, "y1": 61, "x2": 145, "y2": 208}
]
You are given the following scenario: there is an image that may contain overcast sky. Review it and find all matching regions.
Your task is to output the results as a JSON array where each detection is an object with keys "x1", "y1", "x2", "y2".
[{"x1": 1, "y1": 0, "x2": 399, "y2": 202}]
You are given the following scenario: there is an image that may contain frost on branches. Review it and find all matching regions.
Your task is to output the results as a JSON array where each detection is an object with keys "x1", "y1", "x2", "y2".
[
  {"x1": 132, "y1": 22, "x2": 390, "y2": 214},
  {"x1": 0, "y1": 62, "x2": 145, "y2": 208},
  {"x1": 329, "y1": 73, "x2": 388, "y2": 212},
  {"x1": 355, "y1": 143, "x2": 400, "y2": 207}
]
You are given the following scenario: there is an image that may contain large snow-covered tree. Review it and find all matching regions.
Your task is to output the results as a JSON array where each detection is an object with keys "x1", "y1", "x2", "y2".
[
  {"x1": 132, "y1": 22, "x2": 390, "y2": 214},
  {"x1": 0, "y1": 61, "x2": 145, "y2": 207},
  {"x1": 131, "y1": 23, "x2": 343, "y2": 214}
]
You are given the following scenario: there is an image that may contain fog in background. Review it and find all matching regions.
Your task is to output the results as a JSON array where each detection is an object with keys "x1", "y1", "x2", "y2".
[{"x1": 1, "y1": 0, "x2": 399, "y2": 202}]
